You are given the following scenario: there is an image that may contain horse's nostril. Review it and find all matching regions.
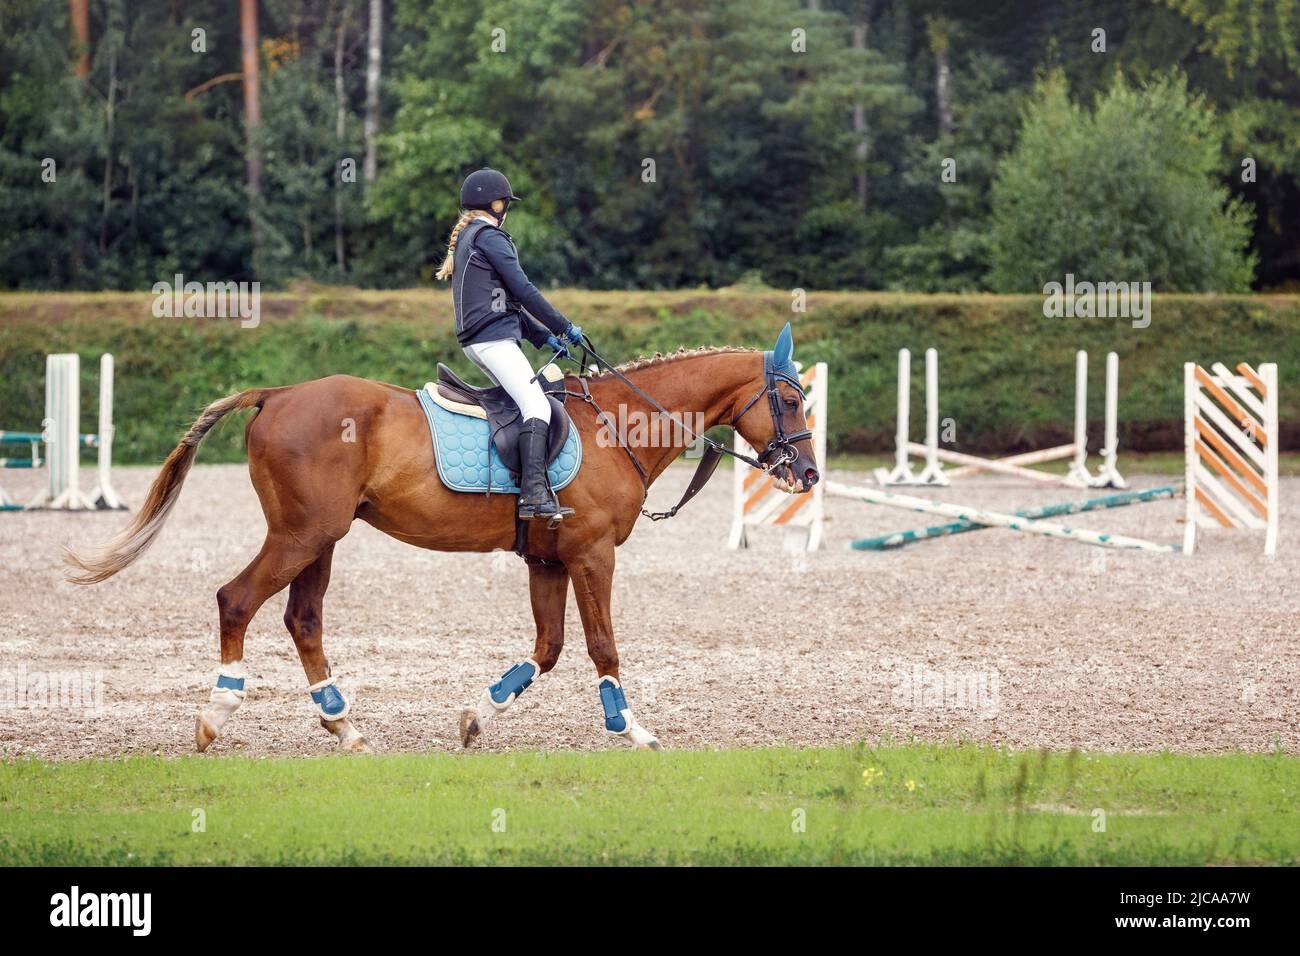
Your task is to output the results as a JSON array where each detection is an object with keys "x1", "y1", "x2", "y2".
[{"x1": 805, "y1": 468, "x2": 820, "y2": 486}]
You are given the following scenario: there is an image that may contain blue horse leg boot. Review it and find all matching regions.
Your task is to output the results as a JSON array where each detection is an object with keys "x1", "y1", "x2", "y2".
[
  {"x1": 598, "y1": 676, "x2": 660, "y2": 750},
  {"x1": 309, "y1": 676, "x2": 351, "y2": 721},
  {"x1": 472, "y1": 659, "x2": 539, "y2": 733}
]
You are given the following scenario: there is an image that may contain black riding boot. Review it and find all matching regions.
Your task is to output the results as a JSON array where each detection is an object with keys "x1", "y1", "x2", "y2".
[{"x1": 517, "y1": 418, "x2": 573, "y2": 520}]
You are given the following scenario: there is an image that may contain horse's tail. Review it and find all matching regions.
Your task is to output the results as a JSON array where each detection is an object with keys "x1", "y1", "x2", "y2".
[{"x1": 65, "y1": 389, "x2": 269, "y2": 585}]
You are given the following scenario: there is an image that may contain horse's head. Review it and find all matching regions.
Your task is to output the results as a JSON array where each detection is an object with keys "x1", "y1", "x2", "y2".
[{"x1": 731, "y1": 323, "x2": 820, "y2": 493}]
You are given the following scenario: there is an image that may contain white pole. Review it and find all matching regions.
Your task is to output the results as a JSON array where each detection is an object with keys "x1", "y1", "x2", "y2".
[
  {"x1": 726, "y1": 428, "x2": 750, "y2": 550},
  {"x1": 1066, "y1": 350, "x2": 1092, "y2": 487},
  {"x1": 897, "y1": 347, "x2": 910, "y2": 474},
  {"x1": 45, "y1": 354, "x2": 61, "y2": 504},
  {"x1": 945, "y1": 443, "x2": 1078, "y2": 479},
  {"x1": 877, "y1": 348, "x2": 917, "y2": 485},
  {"x1": 1263, "y1": 362, "x2": 1279, "y2": 557},
  {"x1": 1183, "y1": 362, "x2": 1197, "y2": 556},
  {"x1": 1088, "y1": 351, "x2": 1126, "y2": 489},
  {"x1": 1105, "y1": 351, "x2": 1121, "y2": 478},
  {"x1": 90, "y1": 353, "x2": 125, "y2": 510},
  {"x1": 916, "y1": 348, "x2": 948, "y2": 485},
  {"x1": 906, "y1": 442, "x2": 1075, "y2": 484},
  {"x1": 804, "y1": 362, "x2": 828, "y2": 552}
]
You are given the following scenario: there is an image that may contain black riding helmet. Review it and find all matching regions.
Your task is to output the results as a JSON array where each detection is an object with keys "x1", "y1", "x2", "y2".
[{"x1": 460, "y1": 168, "x2": 522, "y2": 210}]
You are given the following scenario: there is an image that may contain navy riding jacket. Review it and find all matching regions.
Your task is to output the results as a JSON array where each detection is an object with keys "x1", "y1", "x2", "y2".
[{"x1": 451, "y1": 219, "x2": 568, "y2": 347}]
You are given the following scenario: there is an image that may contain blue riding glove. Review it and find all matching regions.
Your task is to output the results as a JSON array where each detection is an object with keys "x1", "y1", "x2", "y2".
[
  {"x1": 545, "y1": 335, "x2": 569, "y2": 357},
  {"x1": 563, "y1": 323, "x2": 584, "y2": 346}
]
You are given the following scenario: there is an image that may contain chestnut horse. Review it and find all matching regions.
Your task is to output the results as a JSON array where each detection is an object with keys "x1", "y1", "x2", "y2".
[{"x1": 68, "y1": 336, "x2": 820, "y2": 753}]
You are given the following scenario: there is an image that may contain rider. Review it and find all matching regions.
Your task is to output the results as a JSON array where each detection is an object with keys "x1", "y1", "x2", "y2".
[{"x1": 436, "y1": 168, "x2": 584, "y2": 520}]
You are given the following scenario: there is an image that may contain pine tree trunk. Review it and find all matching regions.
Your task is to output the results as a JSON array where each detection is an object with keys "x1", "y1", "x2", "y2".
[
  {"x1": 240, "y1": 0, "x2": 262, "y2": 253},
  {"x1": 851, "y1": 23, "x2": 868, "y2": 209},
  {"x1": 68, "y1": 0, "x2": 90, "y2": 78},
  {"x1": 100, "y1": 36, "x2": 116, "y2": 252},
  {"x1": 929, "y1": 17, "x2": 953, "y2": 137},
  {"x1": 936, "y1": 48, "x2": 952, "y2": 136},
  {"x1": 335, "y1": 2, "x2": 350, "y2": 271},
  {"x1": 364, "y1": 0, "x2": 383, "y2": 183}
]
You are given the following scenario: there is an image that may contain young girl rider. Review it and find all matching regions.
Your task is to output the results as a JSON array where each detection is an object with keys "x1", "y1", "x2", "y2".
[{"x1": 436, "y1": 168, "x2": 584, "y2": 520}]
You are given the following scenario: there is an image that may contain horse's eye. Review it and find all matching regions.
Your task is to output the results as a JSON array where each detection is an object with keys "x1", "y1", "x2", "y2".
[{"x1": 784, "y1": 398, "x2": 799, "y2": 410}]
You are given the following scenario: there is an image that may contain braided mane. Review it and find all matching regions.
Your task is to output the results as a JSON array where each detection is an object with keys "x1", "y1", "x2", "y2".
[{"x1": 597, "y1": 345, "x2": 759, "y2": 376}]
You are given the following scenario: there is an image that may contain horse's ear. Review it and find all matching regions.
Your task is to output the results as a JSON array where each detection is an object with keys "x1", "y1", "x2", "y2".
[{"x1": 772, "y1": 322, "x2": 794, "y2": 368}]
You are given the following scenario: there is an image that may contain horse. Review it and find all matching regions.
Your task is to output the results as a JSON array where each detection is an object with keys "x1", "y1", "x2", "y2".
[{"x1": 67, "y1": 325, "x2": 820, "y2": 753}]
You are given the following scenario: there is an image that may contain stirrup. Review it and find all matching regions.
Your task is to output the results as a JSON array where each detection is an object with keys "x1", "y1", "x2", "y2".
[
  {"x1": 517, "y1": 499, "x2": 575, "y2": 522},
  {"x1": 518, "y1": 483, "x2": 574, "y2": 523}
]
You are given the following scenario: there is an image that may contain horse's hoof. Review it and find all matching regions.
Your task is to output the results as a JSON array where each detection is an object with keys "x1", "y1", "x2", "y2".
[
  {"x1": 195, "y1": 714, "x2": 218, "y2": 752},
  {"x1": 344, "y1": 735, "x2": 374, "y2": 754},
  {"x1": 637, "y1": 739, "x2": 662, "y2": 752},
  {"x1": 459, "y1": 708, "x2": 481, "y2": 749},
  {"x1": 320, "y1": 717, "x2": 372, "y2": 753}
]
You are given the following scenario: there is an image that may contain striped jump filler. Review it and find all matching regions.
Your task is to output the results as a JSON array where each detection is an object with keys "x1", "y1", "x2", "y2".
[{"x1": 1183, "y1": 361, "x2": 1279, "y2": 557}]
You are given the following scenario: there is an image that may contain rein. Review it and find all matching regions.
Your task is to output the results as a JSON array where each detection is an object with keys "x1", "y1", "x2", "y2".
[{"x1": 561, "y1": 338, "x2": 810, "y2": 521}]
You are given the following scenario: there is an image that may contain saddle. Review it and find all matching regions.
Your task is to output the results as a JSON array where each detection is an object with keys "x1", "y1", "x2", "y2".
[{"x1": 431, "y1": 363, "x2": 572, "y2": 479}]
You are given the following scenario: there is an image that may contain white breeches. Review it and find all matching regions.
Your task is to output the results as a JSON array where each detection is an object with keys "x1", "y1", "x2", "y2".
[{"x1": 464, "y1": 339, "x2": 552, "y2": 423}]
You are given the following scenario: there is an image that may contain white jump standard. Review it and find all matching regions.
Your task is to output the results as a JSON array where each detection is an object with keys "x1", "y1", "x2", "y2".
[
  {"x1": 876, "y1": 348, "x2": 1126, "y2": 489},
  {"x1": 878, "y1": 348, "x2": 946, "y2": 485},
  {"x1": 0, "y1": 353, "x2": 127, "y2": 513}
]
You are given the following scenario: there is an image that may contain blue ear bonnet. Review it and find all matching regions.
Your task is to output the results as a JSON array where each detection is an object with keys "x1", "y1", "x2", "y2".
[{"x1": 765, "y1": 322, "x2": 803, "y2": 393}]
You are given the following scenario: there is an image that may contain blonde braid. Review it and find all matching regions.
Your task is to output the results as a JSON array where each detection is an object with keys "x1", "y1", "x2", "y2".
[{"x1": 435, "y1": 207, "x2": 501, "y2": 280}]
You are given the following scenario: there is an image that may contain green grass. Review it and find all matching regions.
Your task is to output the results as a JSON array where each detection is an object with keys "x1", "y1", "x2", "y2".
[{"x1": 2, "y1": 744, "x2": 1297, "y2": 865}]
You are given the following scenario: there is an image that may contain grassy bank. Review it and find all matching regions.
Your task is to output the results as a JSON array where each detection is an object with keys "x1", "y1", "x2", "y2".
[
  {"x1": 2, "y1": 290, "x2": 1298, "y2": 463},
  {"x1": 1, "y1": 743, "x2": 1297, "y2": 866}
]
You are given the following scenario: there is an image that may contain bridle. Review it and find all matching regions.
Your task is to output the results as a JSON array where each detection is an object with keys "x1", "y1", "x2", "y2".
[
  {"x1": 555, "y1": 338, "x2": 812, "y2": 521},
  {"x1": 728, "y1": 350, "x2": 813, "y2": 472}
]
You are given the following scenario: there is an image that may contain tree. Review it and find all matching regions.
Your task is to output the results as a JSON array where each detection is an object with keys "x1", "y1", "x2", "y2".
[
  {"x1": 888, "y1": 51, "x2": 1026, "y2": 291},
  {"x1": 1157, "y1": 0, "x2": 1300, "y2": 288},
  {"x1": 0, "y1": 0, "x2": 251, "y2": 289},
  {"x1": 987, "y1": 72, "x2": 1256, "y2": 292}
]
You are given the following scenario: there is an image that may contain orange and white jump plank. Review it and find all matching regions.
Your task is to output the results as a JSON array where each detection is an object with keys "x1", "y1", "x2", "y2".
[{"x1": 1184, "y1": 361, "x2": 1279, "y2": 557}]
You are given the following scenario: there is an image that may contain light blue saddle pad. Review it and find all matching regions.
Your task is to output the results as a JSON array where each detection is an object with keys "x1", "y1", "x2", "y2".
[{"x1": 415, "y1": 386, "x2": 582, "y2": 494}]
